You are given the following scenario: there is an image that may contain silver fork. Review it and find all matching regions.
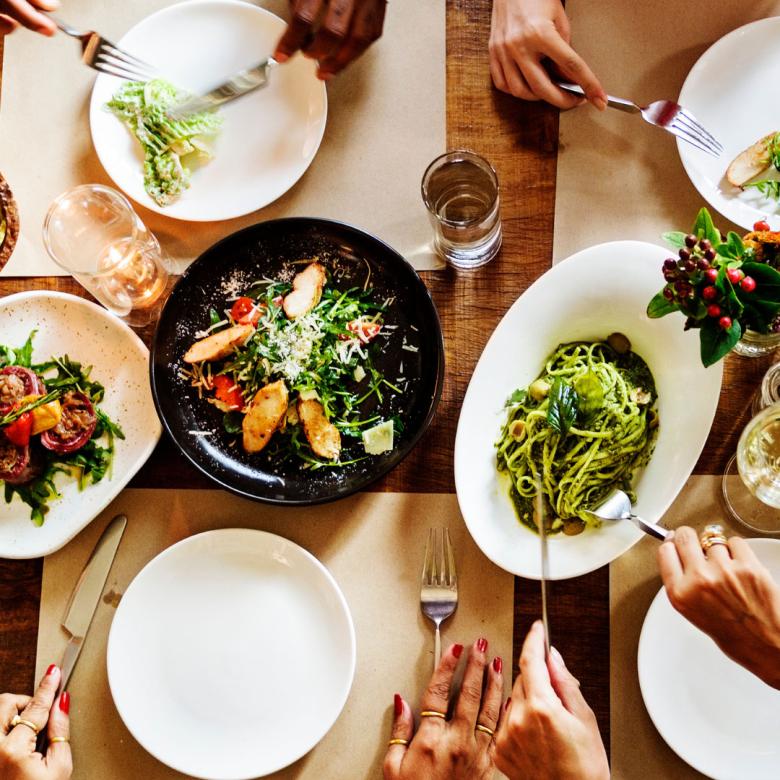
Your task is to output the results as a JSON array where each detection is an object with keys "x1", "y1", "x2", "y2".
[
  {"x1": 586, "y1": 489, "x2": 671, "y2": 541},
  {"x1": 49, "y1": 15, "x2": 157, "y2": 82},
  {"x1": 420, "y1": 527, "x2": 458, "y2": 669},
  {"x1": 556, "y1": 81, "x2": 723, "y2": 158}
]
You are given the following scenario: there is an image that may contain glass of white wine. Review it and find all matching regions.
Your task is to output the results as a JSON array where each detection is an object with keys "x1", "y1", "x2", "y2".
[{"x1": 43, "y1": 184, "x2": 170, "y2": 327}]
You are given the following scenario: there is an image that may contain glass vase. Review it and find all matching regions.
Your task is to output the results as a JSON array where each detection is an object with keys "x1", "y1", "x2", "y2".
[{"x1": 733, "y1": 329, "x2": 780, "y2": 358}]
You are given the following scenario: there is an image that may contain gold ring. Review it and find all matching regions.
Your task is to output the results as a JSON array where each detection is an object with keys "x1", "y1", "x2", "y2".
[
  {"x1": 475, "y1": 724, "x2": 495, "y2": 737},
  {"x1": 49, "y1": 737, "x2": 69, "y2": 744},
  {"x1": 387, "y1": 738, "x2": 409, "y2": 746},
  {"x1": 702, "y1": 536, "x2": 729, "y2": 551},
  {"x1": 420, "y1": 710, "x2": 447, "y2": 720},
  {"x1": 10, "y1": 715, "x2": 39, "y2": 735}
]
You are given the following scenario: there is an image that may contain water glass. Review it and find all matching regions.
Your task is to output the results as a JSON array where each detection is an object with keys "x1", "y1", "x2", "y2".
[
  {"x1": 43, "y1": 185, "x2": 170, "y2": 327},
  {"x1": 751, "y1": 361, "x2": 780, "y2": 415},
  {"x1": 421, "y1": 150, "x2": 502, "y2": 269}
]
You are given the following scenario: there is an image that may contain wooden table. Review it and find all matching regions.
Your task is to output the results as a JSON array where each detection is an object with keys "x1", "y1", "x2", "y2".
[{"x1": 0, "y1": 0, "x2": 770, "y2": 761}]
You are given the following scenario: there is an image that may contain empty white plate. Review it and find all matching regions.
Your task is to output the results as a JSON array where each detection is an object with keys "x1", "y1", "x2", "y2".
[
  {"x1": 678, "y1": 17, "x2": 780, "y2": 230},
  {"x1": 639, "y1": 539, "x2": 780, "y2": 780},
  {"x1": 454, "y1": 241, "x2": 723, "y2": 580},
  {"x1": 107, "y1": 528, "x2": 356, "y2": 779},
  {"x1": 90, "y1": 0, "x2": 328, "y2": 221}
]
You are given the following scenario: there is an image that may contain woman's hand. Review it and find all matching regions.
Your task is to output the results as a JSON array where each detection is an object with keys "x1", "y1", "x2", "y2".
[
  {"x1": 494, "y1": 621, "x2": 609, "y2": 780},
  {"x1": 274, "y1": 0, "x2": 386, "y2": 80},
  {"x1": 658, "y1": 526, "x2": 780, "y2": 690},
  {"x1": 489, "y1": 0, "x2": 606, "y2": 110},
  {"x1": 383, "y1": 638, "x2": 504, "y2": 779},
  {"x1": 0, "y1": 664, "x2": 72, "y2": 780},
  {"x1": 0, "y1": 0, "x2": 58, "y2": 37}
]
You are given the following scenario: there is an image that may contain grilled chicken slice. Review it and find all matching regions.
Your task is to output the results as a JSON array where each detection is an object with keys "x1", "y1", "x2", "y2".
[
  {"x1": 242, "y1": 380, "x2": 288, "y2": 454},
  {"x1": 726, "y1": 132, "x2": 776, "y2": 187},
  {"x1": 184, "y1": 324, "x2": 254, "y2": 364},
  {"x1": 298, "y1": 398, "x2": 341, "y2": 460},
  {"x1": 283, "y1": 262, "x2": 326, "y2": 320}
]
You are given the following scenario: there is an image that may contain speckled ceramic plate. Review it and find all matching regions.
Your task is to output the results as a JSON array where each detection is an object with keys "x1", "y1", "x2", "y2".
[
  {"x1": 151, "y1": 218, "x2": 444, "y2": 505},
  {"x1": 0, "y1": 292, "x2": 161, "y2": 558},
  {"x1": 0, "y1": 174, "x2": 20, "y2": 272}
]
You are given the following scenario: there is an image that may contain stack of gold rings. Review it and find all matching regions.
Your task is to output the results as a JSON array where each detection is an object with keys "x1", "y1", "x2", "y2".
[{"x1": 700, "y1": 523, "x2": 729, "y2": 552}]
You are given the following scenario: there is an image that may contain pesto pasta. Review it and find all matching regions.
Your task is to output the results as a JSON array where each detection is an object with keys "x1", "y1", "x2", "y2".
[{"x1": 496, "y1": 338, "x2": 658, "y2": 536}]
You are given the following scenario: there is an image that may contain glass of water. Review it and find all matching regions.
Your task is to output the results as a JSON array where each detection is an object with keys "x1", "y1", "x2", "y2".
[
  {"x1": 421, "y1": 150, "x2": 502, "y2": 269},
  {"x1": 43, "y1": 184, "x2": 170, "y2": 327}
]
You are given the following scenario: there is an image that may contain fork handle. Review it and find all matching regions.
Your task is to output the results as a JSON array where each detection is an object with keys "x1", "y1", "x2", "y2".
[
  {"x1": 555, "y1": 81, "x2": 640, "y2": 115},
  {"x1": 45, "y1": 13, "x2": 82, "y2": 38},
  {"x1": 629, "y1": 513, "x2": 671, "y2": 541},
  {"x1": 434, "y1": 625, "x2": 441, "y2": 669}
]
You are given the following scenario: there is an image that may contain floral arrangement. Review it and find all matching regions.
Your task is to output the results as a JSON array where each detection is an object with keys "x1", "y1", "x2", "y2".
[{"x1": 647, "y1": 208, "x2": 780, "y2": 366}]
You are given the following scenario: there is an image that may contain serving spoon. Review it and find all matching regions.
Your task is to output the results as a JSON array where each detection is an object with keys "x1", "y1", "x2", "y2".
[{"x1": 586, "y1": 490, "x2": 671, "y2": 541}]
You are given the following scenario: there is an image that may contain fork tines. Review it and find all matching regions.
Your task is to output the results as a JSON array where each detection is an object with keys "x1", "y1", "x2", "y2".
[
  {"x1": 86, "y1": 36, "x2": 157, "y2": 82},
  {"x1": 422, "y1": 527, "x2": 457, "y2": 589},
  {"x1": 670, "y1": 110, "x2": 724, "y2": 158}
]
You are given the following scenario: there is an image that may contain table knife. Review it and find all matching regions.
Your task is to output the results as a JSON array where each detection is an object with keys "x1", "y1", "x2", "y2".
[
  {"x1": 534, "y1": 480, "x2": 551, "y2": 658},
  {"x1": 170, "y1": 57, "x2": 278, "y2": 118}
]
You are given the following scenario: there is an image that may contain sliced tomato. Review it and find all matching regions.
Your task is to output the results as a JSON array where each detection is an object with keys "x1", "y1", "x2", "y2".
[
  {"x1": 343, "y1": 319, "x2": 382, "y2": 343},
  {"x1": 212, "y1": 375, "x2": 245, "y2": 411},
  {"x1": 4, "y1": 411, "x2": 32, "y2": 446},
  {"x1": 230, "y1": 297, "x2": 262, "y2": 326},
  {"x1": 754, "y1": 219, "x2": 771, "y2": 232}
]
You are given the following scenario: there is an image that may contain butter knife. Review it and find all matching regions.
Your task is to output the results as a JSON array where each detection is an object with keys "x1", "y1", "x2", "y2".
[
  {"x1": 534, "y1": 480, "x2": 551, "y2": 658},
  {"x1": 170, "y1": 57, "x2": 278, "y2": 118}
]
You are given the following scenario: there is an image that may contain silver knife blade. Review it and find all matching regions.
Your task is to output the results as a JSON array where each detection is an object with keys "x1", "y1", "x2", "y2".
[
  {"x1": 170, "y1": 57, "x2": 277, "y2": 118},
  {"x1": 534, "y1": 479, "x2": 551, "y2": 658},
  {"x1": 60, "y1": 514, "x2": 126, "y2": 689}
]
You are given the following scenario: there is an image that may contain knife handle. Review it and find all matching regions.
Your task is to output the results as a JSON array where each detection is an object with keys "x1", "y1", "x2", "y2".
[
  {"x1": 35, "y1": 637, "x2": 81, "y2": 754},
  {"x1": 631, "y1": 514, "x2": 671, "y2": 541}
]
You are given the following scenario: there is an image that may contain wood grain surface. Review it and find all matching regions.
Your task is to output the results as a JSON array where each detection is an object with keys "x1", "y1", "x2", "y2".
[{"x1": 1, "y1": 0, "x2": 760, "y2": 758}]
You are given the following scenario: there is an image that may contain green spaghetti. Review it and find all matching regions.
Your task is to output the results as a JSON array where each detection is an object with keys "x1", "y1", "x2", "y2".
[{"x1": 496, "y1": 337, "x2": 658, "y2": 536}]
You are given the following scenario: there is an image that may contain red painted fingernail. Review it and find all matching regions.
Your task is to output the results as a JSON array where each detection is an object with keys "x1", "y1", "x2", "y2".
[
  {"x1": 46, "y1": 664, "x2": 57, "y2": 676},
  {"x1": 493, "y1": 656, "x2": 503, "y2": 674},
  {"x1": 452, "y1": 643, "x2": 464, "y2": 659},
  {"x1": 394, "y1": 693, "x2": 403, "y2": 717},
  {"x1": 59, "y1": 691, "x2": 70, "y2": 714},
  {"x1": 274, "y1": 52, "x2": 289, "y2": 63},
  {"x1": 477, "y1": 637, "x2": 488, "y2": 653}
]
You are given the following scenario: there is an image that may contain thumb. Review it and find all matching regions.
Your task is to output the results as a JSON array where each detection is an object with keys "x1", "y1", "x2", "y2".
[
  {"x1": 382, "y1": 693, "x2": 413, "y2": 779},
  {"x1": 45, "y1": 691, "x2": 72, "y2": 776},
  {"x1": 547, "y1": 647, "x2": 592, "y2": 720}
]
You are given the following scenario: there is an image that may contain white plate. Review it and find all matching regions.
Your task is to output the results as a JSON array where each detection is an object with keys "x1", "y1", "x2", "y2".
[
  {"x1": 107, "y1": 529, "x2": 355, "y2": 780},
  {"x1": 639, "y1": 539, "x2": 780, "y2": 780},
  {"x1": 678, "y1": 18, "x2": 780, "y2": 231},
  {"x1": 90, "y1": 0, "x2": 327, "y2": 222},
  {"x1": 454, "y1": 241, "x2": 723, "y2": 580},
  {"x1": 0, "y1": 292, "x2": 161, "y2": 558}
]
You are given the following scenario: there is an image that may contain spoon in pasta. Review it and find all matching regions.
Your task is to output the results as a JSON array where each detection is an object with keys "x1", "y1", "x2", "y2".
[{"x1": 586, "y1": 490, "x2": 670, "y2": 541}]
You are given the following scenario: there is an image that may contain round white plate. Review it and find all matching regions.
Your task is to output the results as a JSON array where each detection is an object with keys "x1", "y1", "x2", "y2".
[
  {"x1": 90, "y1": 0, "x2": 328, "y2": 222},
  {"x1": 639, "y1": 539, "x2": 780, "y2": 780},
  {"x1": 0, "y1": 291, "x2": 161, "y2": 559},
  {"x1": 107, "y1": 528, "x2": 356, "y2": 780},
  {"x1": 678, "y1": 18, "x2": 780, "y2": 230},
  {"x1": 454, "y1": 241, "x2": 723, "y2": 580}
]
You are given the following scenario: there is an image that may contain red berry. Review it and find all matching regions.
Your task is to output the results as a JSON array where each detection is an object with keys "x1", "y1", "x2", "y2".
[
  {"x1": 702, "y1": 286, "x2": 718, "y2": 301},
  {"x1": 754, "y1": 219, "x2": 771, "y2": 232},
  {"x1": 719, "y1": 316, "x2": 733, "y2": 331},
  {"x1": 663, "y1": 286, "x2": 674, "y2": 300},
  {"x1": 740, "y1": 276, "x2": 757, "y2": 293},
  {"x1": 726, "y1": 268, "x2": 744, "y2": 284},
  {"x1": 705, "y1": 268, "x2": 718, "y2": 283},
  {"x1": 707, "y1": 304, "x2": 721, "y2": 318}
]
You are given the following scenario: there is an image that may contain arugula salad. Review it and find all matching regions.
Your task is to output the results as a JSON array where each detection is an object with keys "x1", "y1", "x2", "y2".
[
  {"x1": 106, "y1": 79, "x2": 223, "y2": 207},
  {"x1": 181, "y1": 261, "x2": 405, "y2": 468},
  {"x1": 0, "y1": 332, "x2": 124, "y2": 525}
]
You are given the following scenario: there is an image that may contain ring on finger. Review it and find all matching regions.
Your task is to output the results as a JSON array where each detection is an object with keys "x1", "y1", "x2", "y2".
[
  {"x1": 700, "y1": 524, "x2": 728, "y2": 550},
  {"x1": 50, "y1": 737, "x2": 69, "y2": 744},
  {"x1": 420, "y1": 710, "x2": 447, "y2": 720},
  {"x1": 475, "y1": 723, "x2": 495, "y2": 738},
  {"x1": 10, "y1": 715, "x2": 40, "y2": 735},
  {"x1": 387, "y1": 738, "x2": 409, "y2": 746}
]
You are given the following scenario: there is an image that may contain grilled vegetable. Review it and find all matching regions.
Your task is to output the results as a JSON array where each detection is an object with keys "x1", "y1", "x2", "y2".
[
  {"x1": 298, "y1": 398, "x2": 341, "y2": 460},
  {"x1": 242, "y1": 380, "x2": 289, "y2": 454},
  {"x1": 40, "y1": 391, "x2": 97, "y2": 455}
]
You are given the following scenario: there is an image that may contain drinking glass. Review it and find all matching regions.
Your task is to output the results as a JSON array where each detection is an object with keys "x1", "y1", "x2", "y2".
[
  {"x1": 421, "y1": 150, "x2": 502, "y2": 269},
  {"x1": 43, "y1": 184, "x2": 170, "y2": 327}
]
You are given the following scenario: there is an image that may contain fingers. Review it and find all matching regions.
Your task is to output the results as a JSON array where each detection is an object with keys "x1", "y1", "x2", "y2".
[
  {"x1": 7, "y1": 664, "x2": 60, "y2": 750},
  {"x1": 0, "y1": 694, "x2": 31, "y2": 731},
  {"x1": 303, "y1": 0, "x2": 353, "y2": 61},
  {"x1": 476, "y1": 655, "x2": 504, "y2": 740},
  {"x1": 382, "y1": 693, "x2": 411, "y2": 780},
  {"x1": 317, "y1": 0, "x2": 385, "y2": 78},
  {"x1": 274, "y1": 0, "x2": 324, "y2": 62},
  {"x1": 672, "y1": 526, "x2": 706, "y2": 572},
  {"x1": 0, "y1": 13, "x2": 18, "y2": 35},
  {"x1": 454, "y1": 638, "x2": 489, "y2": 728},
  {"x1": 496, "y1": 51, "x2": 538, "y2": 101},
  {"x1": 45, "y1": 691, "x2": 72, "y2": 776},
  {"x1": 705, "y1": 540, "x2": 732, "y2": 567},
  {"x1": 729, "y1": 535, "x2": 760, "y2": 565},
  {"x1": 517, "y1": 56, "x2": 584, "y2": 110},
  {"x1": 540, "y1": 33, "x2": 606, "y2": 108},
  {"x1": 657, "y1": 537, "x2": 683, "y2": 587},
  {"x1": 519, "y1": 621, "x2": 553, "y2": 701},
  {"x1": 0, "y1": 0, "x2": 56, "y2": 35},
  {"x1": 419, "y1": 642, "x2": 463, "y2": 723},
  {"x1": 547, "y1": 646, "x2": 592, "y2": 720}
]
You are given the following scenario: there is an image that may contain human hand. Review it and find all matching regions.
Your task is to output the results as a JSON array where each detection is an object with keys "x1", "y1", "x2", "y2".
[
  {"x1": 0, "y1": 664, "x2": 72, "y2": 780},
  {"x1": 383, "y1": 638, "x2": 504, "y2": 779},
  {"x1": 274, "y1": 0, "x2": 386, "y2": 80},
  {"x1": 489, "y1": 0, "x2": 606, "y2": 110},
  {"x1": 494, "y1": 621, "x2": 609, "y2": 780},
  {"x1": 658, "y1": 526, "x2": 780, "y2": 690},
  {"x1": 0, "y1": 0, "x2": 58, "y2": 37}
]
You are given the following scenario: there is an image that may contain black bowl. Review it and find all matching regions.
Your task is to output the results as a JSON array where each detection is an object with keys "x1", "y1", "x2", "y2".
[{"x1": 150, "y1": 217, "x2": 444, "y2": 505}]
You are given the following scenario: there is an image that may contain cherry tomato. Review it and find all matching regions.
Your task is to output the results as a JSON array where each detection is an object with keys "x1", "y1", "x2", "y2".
[
  {"x1": 754, "y1": 220, "x2": 771, "y2": 232},
  {"x1": 345, "y1": 319, "x2": 382, "y2": 343},
  {"x1": 4, "y1": 411, "x2": 32, "y2": 446},
  {"x1": 212, "y1": 375, "x2": 245, "y2": 411},
  {"x1": 230, "y1": 297, "x2": 262, "y2": 326}
]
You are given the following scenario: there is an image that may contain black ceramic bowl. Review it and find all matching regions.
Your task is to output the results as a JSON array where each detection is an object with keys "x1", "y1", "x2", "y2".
[{"x1": 151, "y1": 218, "x2": 444, "y2": 505}]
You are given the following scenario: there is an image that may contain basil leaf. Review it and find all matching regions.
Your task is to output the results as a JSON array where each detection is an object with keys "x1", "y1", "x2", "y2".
[
  {"x1": 547, "y1": 378, "x2": 578, "y2": 437},
  {"x1": 663, "y1": 231, "x2": 687, "y2": 249},
  {"x1": 505, "y1": 388, "x2": 527, "y2": 407},
  {"x1": 223, "y1": 411, "x2": 243, "y2": 434},
  {"x1": 647, "y1": 291, "x2": 678, "y2": 319},
  {"x1": 700, "y1": 318, "x2": 742, "y2": 367}
]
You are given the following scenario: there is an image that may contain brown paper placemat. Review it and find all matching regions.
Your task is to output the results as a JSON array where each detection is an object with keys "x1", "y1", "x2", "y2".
[
  {"x1": 0, "y1": 0, "x2": 445, "y2": 276},
  {"x1": 37, "y1": 490, "x2": 512, "y2": 779},
  {"x1": 554, "y1": 0, "x2": 780, "y2": 264}
]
